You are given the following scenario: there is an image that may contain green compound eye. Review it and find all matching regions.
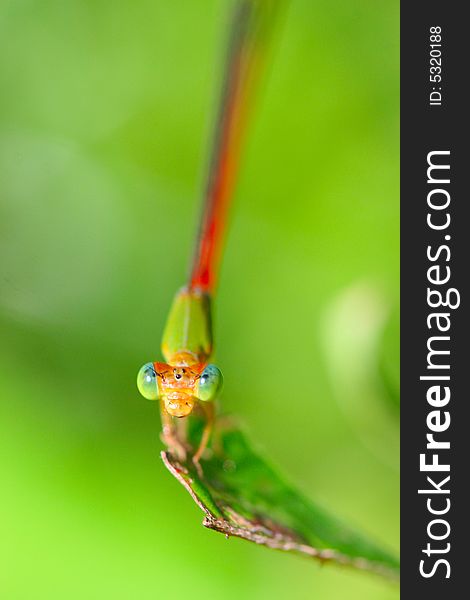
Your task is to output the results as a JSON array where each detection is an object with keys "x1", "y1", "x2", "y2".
[
  {"x1": 195, "y1": 364, "x2": 223, "y2": 402},
  {"x1": 137, "y1": 363, "x2": 159, "y2": 400}
]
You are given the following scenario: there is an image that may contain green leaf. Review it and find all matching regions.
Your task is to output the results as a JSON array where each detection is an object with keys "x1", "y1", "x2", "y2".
[{"x1": 161, "y1": 419, "x2": 399, "y2": 581}]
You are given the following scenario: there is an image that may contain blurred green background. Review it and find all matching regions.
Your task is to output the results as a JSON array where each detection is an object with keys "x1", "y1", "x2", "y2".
[{"x1": 0, "y1": 1, "x2": 399, "y2": 599}]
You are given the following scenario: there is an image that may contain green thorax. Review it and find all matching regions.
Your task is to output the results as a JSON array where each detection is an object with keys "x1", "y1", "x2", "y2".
[{"x1": 161, "y1": 287, "x2": 213, "y2": 365}]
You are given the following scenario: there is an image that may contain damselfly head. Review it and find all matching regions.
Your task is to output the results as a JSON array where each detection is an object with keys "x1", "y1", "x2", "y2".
[{"x1": 137, "y1": 361, "x2": 223, "y2": 415}]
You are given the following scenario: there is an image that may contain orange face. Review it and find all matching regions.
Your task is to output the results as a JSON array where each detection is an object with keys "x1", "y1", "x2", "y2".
[{"x1": 154, "y1": 362, "x2": 204, "y2": 418}]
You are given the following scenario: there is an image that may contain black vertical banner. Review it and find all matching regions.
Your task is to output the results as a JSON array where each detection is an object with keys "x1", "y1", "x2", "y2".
[{"x1": 401, "y1": 3, "x2": 468, "y2": 598}]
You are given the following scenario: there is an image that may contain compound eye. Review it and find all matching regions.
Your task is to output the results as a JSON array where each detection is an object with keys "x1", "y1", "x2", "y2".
[
  {"x1": 195, "y1": 364, "x2": 223, "y2": 402},
  {"x1": 137, "y1": 363, "x2": 159, "y2": 400}
]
